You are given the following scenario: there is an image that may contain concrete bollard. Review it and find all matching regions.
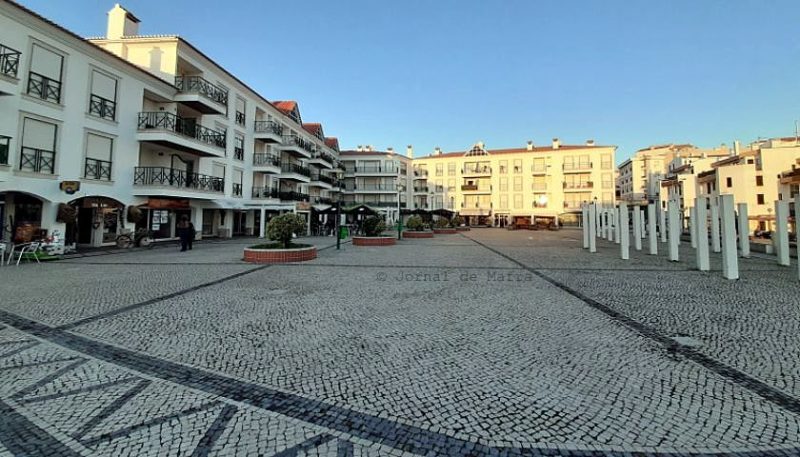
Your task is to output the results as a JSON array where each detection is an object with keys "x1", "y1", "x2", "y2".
[
  {"x1": 737, "y1": 203, "x2": 749, "y2": 258},
  {"x1": 620, "y1": 202, "x2": 629, "y2": 260},
  {"x1": 695, "y1": 196, "x2": 710, "y2": 271},
  {"x1": 690, "y1": 206, "x2": 697, "y2": 249},
  {"x1": 597, "y1": 206, "x2": 604, "y2": 238},
  {"x1": 775, "y1": 201, "x2": 790, "y2": 266},
  {"x1": 719, "y1": 194, "x2": 739, "y2": 280},
  {"x1": 659, "y1": 205, "x2": 667, "y2": 243},
  {"x1": 588, "y1": 203, "x2": 597, "y2": 253},
  {"x1": 632, "y1": 205, "x2": 642, "y2": 251},
  {"x1": 710, "y1": 199, "x2": 721, "y2": 253},
  {"x1": 796, "y1": 199, "x2": 800, "y2": 280},
  {"x1": 614, "y1": 208, "x2": 621, "y2": 244},
  {"x1": 648, "y1": 204, "x2": 658, "y2": 255},
  {"x1": 606, "y1": 208, "x2": 614, "y2": 241},
  {"x1": 668, "y1": 201, "x2": 680, "y2": 261},
  {"x1": 582, "y1": 205, "x2": 590, "y2": 249},
  {"x1": 640, "y1": 210, "x2": 646, "y2": 239}
]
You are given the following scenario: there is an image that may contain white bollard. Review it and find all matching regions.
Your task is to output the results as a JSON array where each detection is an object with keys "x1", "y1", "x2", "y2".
[
  {"x1": 719, "y1": 194, "x2": 739, "y2": 280},
  {"x1": 737, "y1": 203, "x2": 750, "y2": 258},
  {"x1": 696, "y1": 196, "x2": 710, "y2": 271},
  {"x1": 582, "y1": 205, "x2": 590, "y2": 249},
  {"x1": 588, "y1": 203, "x2": 597, "y2": 253},
  {"x1": 640, "y1": 210, "x2": 646, "y2": 239},
  {"x1": 710, "y1": 199, "x2": 721, "y2": 253},
  {"x1": 648, "y1": 204, "x2": 657, "y2": 255},
  {"x1": 668, "y1": 201, "x2": 680, "y2": 261},
  {"x1": 775, "y1": 201, "x2": 790, "y2": 266},
  {"x1": 796, "y1": 199, "x2": 800, "y2": 280},
  {"x1": 690, "y1": 206, "x2": 697, "y2": 249},
  {"x1": 606, "y1": 209, "x2": 614, "y2": 241},
  {"x1": 597, "y1": 206, "x2": 604, "y2": 238},
  {"x1": 632, "y1": 205, "x2": 642, "y2": 251},
  {"x1": 620, "y1": 202, "x2": 629, "y2": 260},
  {"x1": 659, "y1": 205, "x2": 667, "y2": 243},
  {"x1": 614, "y1": 208, "x2": 621, "y2": 244}
]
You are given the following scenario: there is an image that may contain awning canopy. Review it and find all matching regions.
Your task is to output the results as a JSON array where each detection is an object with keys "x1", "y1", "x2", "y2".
[
  {"x1": 343, "y1": 204, "x2": 379, "y2": 216},
  {"x1": 430, "y1": 208, "x2": 455, "y2": 218}
]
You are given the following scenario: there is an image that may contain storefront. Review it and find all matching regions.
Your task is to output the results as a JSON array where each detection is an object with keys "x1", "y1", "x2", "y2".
[
  {"x1": 68, "y1": 196, "x2": 124, "y2": 247},
  {"x1": 136, "y1": 198, "x2": 191, "y2": 240},
  {"x1": 1, "y1": 192, "x2": 45, "y2": 242}
]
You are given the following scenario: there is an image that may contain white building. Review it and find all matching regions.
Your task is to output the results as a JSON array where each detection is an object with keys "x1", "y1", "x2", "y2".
[{"x1": 339, "y1": 146, "x2": 413, "y2": 223}]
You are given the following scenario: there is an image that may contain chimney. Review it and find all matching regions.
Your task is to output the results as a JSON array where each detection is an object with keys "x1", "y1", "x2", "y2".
[
  {"x1": 552, "y1": 138, "x2": 560, "y2": 150},
  {"x1": 367, "y1": 145, "x2": 374, "y2": 152},
  {"x1": 733, "y1": 140, "x2": 740, "y2": 155},
  {"x1": 356, "y1": 145, "x2": 362, "y2": 152},
  {"x1": 107, "y1": 4, "x2": 140, "y2": 40},
  {"x1": 434, "y1": 147, "x2": 442, "y2": 156},
  {"x1": 586, "y1": 139, "x2": 595, "y2": 147},
  {"x1": 387, "y1": 147, "x2": 394, "y2": 154},
  {"x1": 406, "y1": 145, "x2": 414, "y2": 158},
  {"x1": 526, "y1": 140, "x2": 533, "y2": 151}
]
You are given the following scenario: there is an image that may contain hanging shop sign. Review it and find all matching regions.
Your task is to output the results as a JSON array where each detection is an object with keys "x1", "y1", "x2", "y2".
[{"x1": 59, "y1": 181, "x2": 81, "y2": 195}]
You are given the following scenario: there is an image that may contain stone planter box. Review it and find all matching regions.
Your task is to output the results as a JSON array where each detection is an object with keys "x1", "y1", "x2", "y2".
[
  {"x1": 432, "y1": 228, "x2": 458, "y2": 234},
  {"x1": 243, "y1": 245, "x2": 317, "y2": 263},
  {"x1": 353, "y1": 236, "x2": 396, "y2": 246},
  {"x1": 455, "y1": 226, "x2": 471, "y2": 231},
  {"x1": 402, "y1": 231, "x2": 434, "y2": 239}
]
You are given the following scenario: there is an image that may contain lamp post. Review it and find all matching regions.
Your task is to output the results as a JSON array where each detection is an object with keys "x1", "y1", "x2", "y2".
[{"x1": 396, "y1": 172, "x2": 404, "y2": 240}]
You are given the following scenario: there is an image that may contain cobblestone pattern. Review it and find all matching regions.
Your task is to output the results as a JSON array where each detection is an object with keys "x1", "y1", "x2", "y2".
[{"x1": 0, "y1": 233, "x2": 799, "y2": 456}]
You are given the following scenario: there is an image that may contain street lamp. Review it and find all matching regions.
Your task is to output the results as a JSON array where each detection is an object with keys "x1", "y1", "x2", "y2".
[{"x1": 396, "y1": 170, "x2": 404, "y2": 240}]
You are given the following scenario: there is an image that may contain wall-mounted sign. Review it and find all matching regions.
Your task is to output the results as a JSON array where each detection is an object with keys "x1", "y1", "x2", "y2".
[
  {"x1": 296, "y1": 202, "x2": 311, "y2": 211},
  {"x1": 59, "y1": 181, "x2": 81, "y2": 195}
]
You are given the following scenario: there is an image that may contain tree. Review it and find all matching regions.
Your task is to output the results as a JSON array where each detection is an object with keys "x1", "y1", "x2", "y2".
[
  {"x1": 266, "y1": 213, "x2": 306, "y2": 248},
  {"x1": 363, "y1": 216, "x2": 387, "y2": 237}
]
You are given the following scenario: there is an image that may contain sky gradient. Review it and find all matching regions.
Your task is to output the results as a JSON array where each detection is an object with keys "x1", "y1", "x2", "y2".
[{"x1": 17, "y1": 0, "x2": 800, "y2": 162}]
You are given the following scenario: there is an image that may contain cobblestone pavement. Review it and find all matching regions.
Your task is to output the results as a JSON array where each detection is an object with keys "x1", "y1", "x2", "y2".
[{"x1": 0, "y1": 231, "x2": 799, "y2": 456}]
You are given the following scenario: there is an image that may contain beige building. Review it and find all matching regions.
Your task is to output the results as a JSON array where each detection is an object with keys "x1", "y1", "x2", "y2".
[{"x1": 411, "y1": 139, "x2": 616, "y2": 226}]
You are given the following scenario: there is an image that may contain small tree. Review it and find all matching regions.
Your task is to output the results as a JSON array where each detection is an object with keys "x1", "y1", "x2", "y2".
[
  {"x1": 405, "y1": 215, "x2": 424, "y2": 231},
  {"x1": 434, "y1": 218, "x2": 450, "y2": 229},
  {"x1": 266, "y1": 213, "x2": 306, "y2": 248},
  {"x1": 449, "y1": 215, "x2": 464, "y2": 228},
  {"x1": 363, "y1": 216, "x2": 387, "y2": 237}
]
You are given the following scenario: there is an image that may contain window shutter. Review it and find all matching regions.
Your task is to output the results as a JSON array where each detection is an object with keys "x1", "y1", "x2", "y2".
[
  {"x1": 86, "y1": 134, "x2": 112, "y2": 161},
  {"x1": 30, "y1": 45, "x2": 63, "y2": 80},
  {"x1": 91, "y1": 71, "x2": 117, "y2": 100},
  {"x1": 22, "y1": 118, "x2": 57, "y2": 150}
]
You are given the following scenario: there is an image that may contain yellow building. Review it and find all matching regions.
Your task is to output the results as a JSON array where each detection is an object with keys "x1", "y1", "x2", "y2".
[{"x1": 411, "y1": 139, "x2": 616, "y2": 226}]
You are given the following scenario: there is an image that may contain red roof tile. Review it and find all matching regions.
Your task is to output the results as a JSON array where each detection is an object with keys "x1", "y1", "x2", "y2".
[
  {"x1": 324, "y1": 137, "x2": 339, "y2": 149},
  {"x1": 272, "y1": 101, "x2": 298, "y2": 115},
  {"x1": 302, "y1": 123, "x2": 323, "y2": 136}
]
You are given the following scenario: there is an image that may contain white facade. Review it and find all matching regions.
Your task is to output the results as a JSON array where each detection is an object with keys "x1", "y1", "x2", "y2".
[{"x1": 339, "y1": 147, "x2": 413, "y2": 223}]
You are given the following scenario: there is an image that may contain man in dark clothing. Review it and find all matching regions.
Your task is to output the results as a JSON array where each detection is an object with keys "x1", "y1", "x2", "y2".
[{"x1": 177, "y1": 215, "x2": 194, "y2": 252}]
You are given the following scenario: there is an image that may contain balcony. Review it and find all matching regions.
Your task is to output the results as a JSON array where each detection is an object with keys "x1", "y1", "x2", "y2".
[
  {"x1": 235, "y1": 111, "x2": 245, "y2": 127},
  {"x1": 312, "y1": 196, "x2": 335, "y2": 205},
  {"x1": 254, "y1": 120, "x2": 284, "y2": 143},
  {"x1": 84, "y1": 158, "x2": 112, "y2": 181},
  {"x1": 461, "y1": 184, "x2": 491, "y2": 193},
  {"x1": 137, "y1": 112, "x2": 226, "y2": 157},
  {"x1": 309, "y1": 173, "x2": 335, "y2": 189},
  {"x1": 232, "y1": 183, "x2": 243, "y2": 197},
  {"x1": 0, "y1": 44, "x2": 20, "y2": 79},
  {"x1": 280, "y1": 135, "x2": 314, "y2": 159},
  {"x1": 563, "y1": 163, "x2": 593, "y2": 173},
  {"x1": 533, "y1": 202, "x2": 548, "y2": 208},
  {"x1": 252, "y1": 186, "x2": 279, "y2": 199},
  {"x1": 413, "y1": 169, "x2": 428, "y2": 179},
  {"x1": 279, "y1": 191, "x2": 310, "y2": 202},
  {"x1": 462, "y1": 165, "x2": 491, "y2": 176},
  {"x1": 19, "y1": 147, "x2": 54, "y2": 174},
  {"x1": 350, "y1": 183, "x2": 397, "y2": 192},
  {"x1": 352, "y1": 165, "x2": 398, "y2": 176},
  {"x1": 563, "y1": 181, "x2": 594, "y2": 191},
  {"x1": 531, "y1": 166, "x2": 547, "y2": 175},
  {"x1": 413, "y1": 186, "x2": 429, "y2": 194},
  {"x1": 308, "y1": 150, "x2": 335, "y2": 169},
  {"x1": 532, "y1": 183, "x2": 547, "y2": 191},
  {"x1": 133, "y1": 166, "x2": 224, "y2": 198},
  {"x1": 360, "y1": 201, "x2": 399, "y2": 208},
  {"x1": 459, "y1": 202, "x2": 491, "y2": 216},
  {"x1": 27, "y1": 72, "x2": 60, "y2": 103},
  {"x1": 279, "y1": 163, "x2": 311, "y2": 182},
  {"x1": 174, "y1": 75, "x2": 228, "y2": 115},
  {"x1": 88, "y1": 94, "x2": 116, "y2": 121},
  {"x1": 253, "y1": 153, "x2": 281, "y2": 173}
]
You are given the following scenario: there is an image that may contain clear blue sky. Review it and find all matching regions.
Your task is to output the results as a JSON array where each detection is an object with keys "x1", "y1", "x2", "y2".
[{"x1": 18, "y1": 0, "x2": 800, "y2": 162}]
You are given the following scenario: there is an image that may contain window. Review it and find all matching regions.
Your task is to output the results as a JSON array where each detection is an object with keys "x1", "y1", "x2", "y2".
[
  {"x1": 533, "y1": 193, "x2": 547, "y2": 208},
  {"x1": 0, "y1": 135, "x2": 9, "y2": 165},
  {"x1": 513, "y1": 194, "x2": 523, "y2": 208},
  {"x1": 84, "y1": 133, "x2": 113, "y2": 180},
  {"x1": 233, "y1": 169, "x2": 243, "y2": 197},
  {"x1": 89, "y1": 70, "x2": 117, "y2": 121},
  {"x1": 757, "y1": 194, "x2": 765, "y2": 205},
  {"x1": 532, "y1": 175, "x2": 546, "y2": 191},
  {"x1": 20, "y1": 117, "x2": 57, "y2": 174},
  {"x1": 499, "y1": 177, "x2": 508, "y2": 191},
  {"x1": 234, "y1": 135, "x2": 244, "y2": 161},
  {"x1": 726, "y1": 177, "x2": 732, "y2": 188},
  {"x1": 435, "y1": 163, "x2": 443, "y2": 176},
  {"x1": 235, "y1": 97, "x2": 246, "y2": 126},
  {"x1": 499, "y1": 195, "x2": 508, "y2": 209},
  {"x1": 447, "y1": 179, "x2": 455, "y2": 192},
  {"x1": 756, "y1": 175, "x2": 763, "y2": 186},
  {"x1": 532, "y1": 158, "x2": 545, "y2": 173},
  {"x1": 27, "y1": 44, "x2": 63, "y2": 103},
  {"x1": 601, "y1": 154, "x2": 612, "y2": 169},
  {"x1": 499, "y1": 160, "x2": 508, "y2": 174},
  {"x1": 513, "y1": 159, "x2": 522, "y2": 173},
  {"x1": 602, "y1": 173, "x2": 613, "y2": 188},
  {"x1": 513, "y1": 176, "x2": 522, "y2": 191},
  {"x1": 448, "y1": 162, "x2": 456, "y2": 176}
]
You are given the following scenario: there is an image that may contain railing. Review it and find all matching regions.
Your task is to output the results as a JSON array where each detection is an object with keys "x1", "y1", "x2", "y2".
[
  {"x1": 280, "y1": 163, "x2": 311, "y2": 177},
  {"x1": 360, "y1": 201, "x2": 399, "y2": 208},
  {"x1": 0, "y1": 44, "x2": 21, "y2": 78},
  {"x1": 601, "y1": 161, "x2": 613, "y2": 170},
  {"x1": 461, "y1": 184, "x2": 479, "y2": 191},
  {"x1": 533, "y1": 202, "x2": 548, "y2": 208},
  {"x1": 174, "y1": 75, "x2": 228, "y2": 106},
  {"x1": 532, "y1": 183, "x2": 547, "y2": 191},
  {"x1": 282, "y1": 135, "x2": 315, "y2": 154},
  {"x1": 137, "y1": 112, "x2": 226, "y2": 149},
  {"x1": 253, "y1": 153, "x2": 281, "y2": 167},
  {"x1": 563, "y1": 162, "x2": 592, "y2": 171},
  {"x1": 252, "y1": 186, "x2": 279, "y2": 199},
  {"x1": 413, "y1": 169, "x2": 428, "y2": 177},
  {"x1": 356, "y1": 183, "x2": 396, "y2": 191},
  {"x1": 232, "y1": 183, "x2": 243, "y2": 197},
  {"x1": 358, "y1": 165, "x2": 394, "y2": 173},
  {"x1": 84, "y1": 158, "x2": 112, "y2": 180},
  {"x1": 19, "y1": 147, "x2": 54, "y2": 174},
  {"x1": 235, "y1": 111, "x2": 245, "y2": 126},
  {"x1": 313, "y1": 196, "x2": 334, "y2": 205},
  {"x1": 311, "y1": 174, "x2": 335, "y2": 185},
  {"x1": 532, "y1": 165, "x2": 547, "y2": 173},
  {"x1": 254, "y1": 120, "x2": 284, "y2": 136},
  {"x1": 563, "y1": 181, "x2": 594, "y2": 189},
  {"x1": 462, "y1": 165, "x2": 491, "y2": 174},
  {"x1": 564, "y1": 201, "x2": 584, "y2": 209},
  {"x1": 89, "y1": 94, "x2": 116, "y2": 120},
  {"x1": 133, "y1": 166, "x2": 224, "y2": 193},
  {"x1": 0, "y1": 136, "x2": 9, "y2": 165},
  {"x1": 234, "y1": 146, "x2": 244, "y2": 161},
  {"x1": 279, "y1": 191, "x2": 310, "y2": 202},
  {"x1": 414, "y1": 186, "x2": 429, "y2": 192},
  {"x1": 313, "y1": 151, "x2": 335, "y2": 164},
  {"x1": 27, "y1": 72, "x2": 61, "y2": 103}
]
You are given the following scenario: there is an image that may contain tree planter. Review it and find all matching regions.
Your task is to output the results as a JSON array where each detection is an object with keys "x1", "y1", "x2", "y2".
[
  {"x1": 243, "y1": 244, "x2": 317, "y2": 263},
  {"x1": 353, "y1": 236, "x2": 396, "y2": 246},
  {"x1": 432, "y1": 228, "x2": 458, "y2": 234},
  {"x1": 402, "y1": 231, "x2": 434, "y2": 239},
  {"x1": 455, "y1": 226, "x2": 471, "y2": 231}
]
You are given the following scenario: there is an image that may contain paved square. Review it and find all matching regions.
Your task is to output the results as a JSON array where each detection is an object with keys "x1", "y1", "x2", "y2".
[{"x1": 0, "y1": 230, "x2": 799, "y2": 456}]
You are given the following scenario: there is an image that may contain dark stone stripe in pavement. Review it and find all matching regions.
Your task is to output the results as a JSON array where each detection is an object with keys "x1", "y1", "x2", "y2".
[
  {"x1": 11, "y1": 358, "x2": 86, "y2": 400},
  {"x1": 0, "y1": 397, "x2": 83, "y2": 457},
  {"x1": 0, "y1": 308, "x2": 796, "y2": 456},
  {"x1": 462, "y1": 233, "x2": 800, "y2": 417},
  {"x1": 272, "y1": 434, "x2": 336, "y2": 457},
  {"x1": 19, "y1": 376, "x2": 140, "y2": 405},
  {"x1": 72, "y1": 379, "x2": 151, "y2": 441},
  {"x1": 337, "y1": 439, "x2": 354, "y2": 457},
  {"x1": 190, "y1": 404, "x2": 238, "y2": 457},
  {"x1": 0, "y1": 341, "x2": 39, "y2": 359}
]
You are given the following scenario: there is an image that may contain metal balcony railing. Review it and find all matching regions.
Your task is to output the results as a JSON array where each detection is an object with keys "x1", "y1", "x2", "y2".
[
  {"x1": 234, "y1": 146, "x2": 244, "y2": 161},
  {"x1": 311, "y1": 174, "x2": 335, "y2": 185},
  {"x1": 563, "y1": 181, "x2": 594, "y2": 189},
  {"x1": 414, "y1": 186, "x2": 429, "y2": 192},
  {"x1": 0, "y1": 44, "x2": 20, "y2": 78},
  {"x1": 563, "y1": 162, "x2": 593, "y2": 171},
  {"x1": 253, "y1": 153, "x2": 281, "y2": 167},
  {"x1": 88, "y1": 94, "x2": 116, "y2": 121},
  {"x1": 254, "y1": 120, "x2": 284, "y2": 136},
  {"x1": 462, "y1": 165, "x2": 491, "y2": 174},
  {"x1": 0, "y1": 136, "x2": 9, "y2": 165},
  {"x1": 137, "y1": 112, "x2": 226, "y2": 149},
  {"x1": 27, "y1": 71, "x2": 61, "y2": 103},
  {"x1": 279, "y1": 191, "x2": 310, "y2": 202},
  {"x1": 84, "y1": 157, "x2": 112, "y2": 180},
  {"x1": 19, "y1": 147, "x2": 54, "y2": 174},
  {"x1": 282, "y1": 135, "x2": 316, "y2": 154},
  {"x1": 413, "y1": 169, "x2": 428, "y2": 177},
  {"x1": 235, "y1": 111, "x2": 245, "y2": 126},
  {"x1": 252, "y1": 186, "x2": 279, "y2": 199},
  {"x1": 133, "y1": 166, "x2": 224, "y2": 193},
  {"x1": 280, "y1": 163, "x2": 311, "y2": 177},
  {"x1": 174, "y1": 75, "x2": 228, "y2": 106},
  {"x1": 232, "y1": 183, "x2": 242, "y2": 197}
]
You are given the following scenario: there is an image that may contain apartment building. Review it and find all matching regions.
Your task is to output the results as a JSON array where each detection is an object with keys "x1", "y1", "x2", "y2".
[
  {"x1": 0, "y1": 2, "x2": 342, "y2": 246},
  {"x1": 339, "y1": 146, "x2": 412, "y2": 222},
  {"x1": 412, "y1": 139, "x2": 616, "y2": 226}
]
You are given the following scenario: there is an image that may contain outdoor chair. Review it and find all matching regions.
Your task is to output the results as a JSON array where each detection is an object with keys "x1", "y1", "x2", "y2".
[{"x1": 14, "y1": 242, "x2": 42, "y2": 266}]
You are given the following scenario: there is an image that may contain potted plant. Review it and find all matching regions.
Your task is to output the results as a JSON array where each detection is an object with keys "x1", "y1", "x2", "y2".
[
  {"x1": 127, "y1": 205, "x2": 143, "y2": 224},
  {"x1": 353, "y1": 216, "x2": 396, "y2": 246},
  {"x1": 450, "y1": 215, "x2": 470, "y2": 231},
  {"x1": 243, "y1": 213, "x2": 317, "y2": 263},
  {"x1": 433, "y1": 217, "x2": 457, "y2": 234},
  {"x1": 402, "y1": 215, "x2": 434, "y2": 238}
]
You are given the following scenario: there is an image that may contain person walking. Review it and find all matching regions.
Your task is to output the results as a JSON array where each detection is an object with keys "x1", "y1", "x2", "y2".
[{"x1": 177, "y1": 215, "x2": 194, "y2": 252}]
